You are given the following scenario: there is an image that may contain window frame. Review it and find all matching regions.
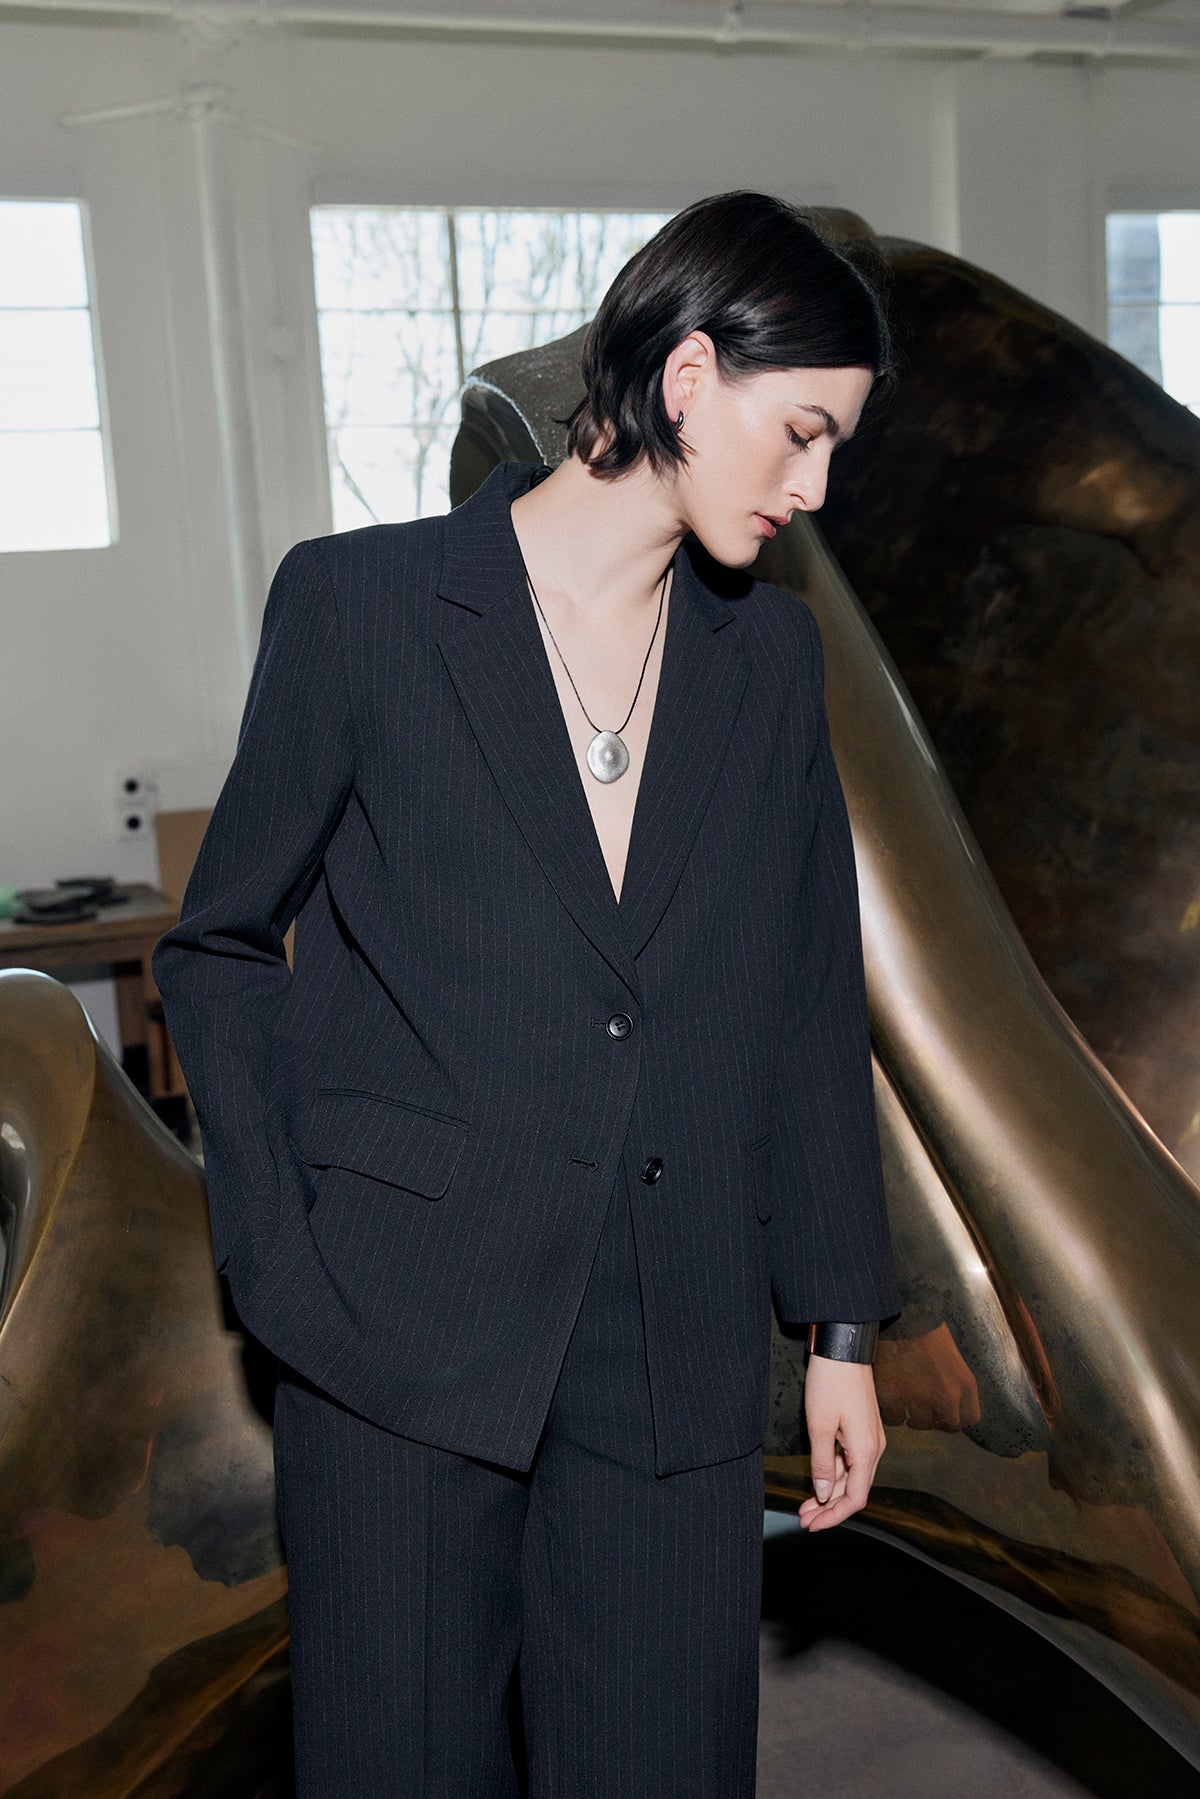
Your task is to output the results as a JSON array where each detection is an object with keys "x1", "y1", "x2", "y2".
[{"x1": 0, "y1": 192, "x2": 118, "y2": 555}]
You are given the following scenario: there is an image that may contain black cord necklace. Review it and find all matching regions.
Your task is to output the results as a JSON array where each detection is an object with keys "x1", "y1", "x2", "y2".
[{"x1": 522, "y1": 561, "x2": 670, "y2": 784}]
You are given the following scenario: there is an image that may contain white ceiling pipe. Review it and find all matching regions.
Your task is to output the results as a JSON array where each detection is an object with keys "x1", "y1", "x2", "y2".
[{"x1": 9, "y1": 0, "x2": 1200, "y2": 57}]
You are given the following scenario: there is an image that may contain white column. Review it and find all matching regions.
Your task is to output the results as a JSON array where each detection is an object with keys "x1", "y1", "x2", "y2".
[{"x1": 185, "y1": 81, "x2": 267, "y2": 681}]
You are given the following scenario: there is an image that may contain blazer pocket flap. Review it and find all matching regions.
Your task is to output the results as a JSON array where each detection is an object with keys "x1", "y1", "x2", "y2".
[{"x1": 298, "y1": 1089, "x2": 469, "y2": 1199}]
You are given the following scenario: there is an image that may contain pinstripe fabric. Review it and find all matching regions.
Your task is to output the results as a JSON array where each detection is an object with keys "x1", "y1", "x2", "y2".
[
  {"x1": 517, "y1": 1164, "x2": 763, "y2": 1798},
  {"x1": 274, "y1": 1160, "x2": 764, "y2": 1798},
  {"x1": 151, "y1": 457, "x2": 901, "y2": 1482}
]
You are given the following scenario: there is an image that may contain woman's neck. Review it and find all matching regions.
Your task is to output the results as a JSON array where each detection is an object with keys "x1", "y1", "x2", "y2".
[{"x1": 508, "y1": 453, "x2": 684, "y2": 627}]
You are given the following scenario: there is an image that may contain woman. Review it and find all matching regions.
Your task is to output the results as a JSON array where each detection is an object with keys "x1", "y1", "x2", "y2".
[{"x1": 152, "y1": 188, "x2": 902, "y2": 1798}]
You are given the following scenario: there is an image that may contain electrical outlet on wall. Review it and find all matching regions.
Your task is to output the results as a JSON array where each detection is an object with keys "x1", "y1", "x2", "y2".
[{"x1": 117, "y1": 769, "x2": 159, "y2": 840}]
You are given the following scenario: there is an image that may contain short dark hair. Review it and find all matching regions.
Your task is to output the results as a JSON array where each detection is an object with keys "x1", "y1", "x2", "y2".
[{"x1": 562, "y1": 190, "x2": 896, "y2": 479}]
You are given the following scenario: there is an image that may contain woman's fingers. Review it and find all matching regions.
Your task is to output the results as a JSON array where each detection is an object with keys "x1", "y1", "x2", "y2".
[
  {"x1": 798, "y1": 1453, "x2": 873, "y2": 1530},
  {"x1": 796, "y1": 1445, "x2": 849, "y2": 1528},
  {"x1": 802, "y1": 1441, "x2": 875, "y2": 1531},
  {"x1": 799, "y1": 1359, "x2": 887, "y2": 1531}
]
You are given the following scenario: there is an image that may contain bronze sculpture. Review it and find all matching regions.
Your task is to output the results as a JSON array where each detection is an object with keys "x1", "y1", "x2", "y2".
[{"x1": 0, "y1": 970, "x2": 289, "y2": 1795}]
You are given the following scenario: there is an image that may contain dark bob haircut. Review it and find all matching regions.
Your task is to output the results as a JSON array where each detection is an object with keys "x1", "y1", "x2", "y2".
[{"x1": 562, "y1": 189, "x2": 896, "y2": 479}]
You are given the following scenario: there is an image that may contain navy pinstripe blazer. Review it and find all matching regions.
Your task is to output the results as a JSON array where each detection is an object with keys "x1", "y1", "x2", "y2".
[{"x1": 152, "y1": 458, "x2": 901, "y2": 1477}]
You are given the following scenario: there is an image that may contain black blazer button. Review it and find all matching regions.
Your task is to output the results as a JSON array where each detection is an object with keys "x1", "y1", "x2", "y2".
[
  {"x1": 606, "y1": 1013, "x2": 634, "y2": 1039},
  {"x1": 640, "y1": 1156, "x2": 664, "y2": 1183}
]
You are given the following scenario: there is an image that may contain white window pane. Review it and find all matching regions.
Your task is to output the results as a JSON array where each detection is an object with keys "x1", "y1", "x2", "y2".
[
  {"x1": 1108, "y1": 301, "x2": 1162, "y2": 386},
  {"x1": 1160, "y1": 303, "x2": 1200, "y2": 412},
  {"x1": 454, "y1": 213, "x2": 580, "y2": 313},
  {"x1": 0, "y1": 200, "x2": 88, "y2": 308},
  {"x1": 1159, "y1": 214, "x2": 1200, "y2": 306},
  {"x1": 328, "y1": 423, "x2": 453, "y2": 529},
  {"x1": 318, "y1": 308, "x2": 460, "y2": 425},
  {"x1": 1107, "y1": 210, "x2": 1200, "y2": 413},
  {"x1": 461, "y1": 307, "x2": 586, "y2": 368},
  {"x1": 0, "y1": 429, "x2": 110, "y2": 550},
  {"x1": 312, "y1": 205, "x2": 672, "y2": 532},
  {"x1": 0, "y1": 309, "x2": 100, "y2": 430},
  {"x1": 1106, "y1": 213, "x2": 1159, "y2": 305},
  {"x1": 453, "y1": 210, "x2": 670, "y2": 312},
  {"x1": 312, "y1": 208, "x2": 453, "y2": 312}
]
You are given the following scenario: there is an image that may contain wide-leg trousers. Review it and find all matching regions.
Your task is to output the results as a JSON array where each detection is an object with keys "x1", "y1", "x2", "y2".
[{"x1": 272, "y1": 1162, "x2": 766, "y2": 1798}]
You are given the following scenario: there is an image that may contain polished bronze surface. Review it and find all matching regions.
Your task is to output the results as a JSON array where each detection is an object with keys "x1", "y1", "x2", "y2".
[
  {"x1": 0, "y1": 969, "x2": 287, "y2": 1796},
  {"x1": 815, "y1": 226, "x2": 1200, "y2": 1188},
  {"x1": 451, "y1": 299, "x2": 1200, "y2": 1770}
]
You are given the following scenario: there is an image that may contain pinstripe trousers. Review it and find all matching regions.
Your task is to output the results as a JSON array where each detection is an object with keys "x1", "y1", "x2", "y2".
[{"x1": 272, "y1": 1159, "x2": 766, "y2": 1798}]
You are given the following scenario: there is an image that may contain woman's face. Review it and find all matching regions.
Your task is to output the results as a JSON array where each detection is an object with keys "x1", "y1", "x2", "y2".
[{"x1": 662, "y1": 335, "x2": 875, "y2": 569}]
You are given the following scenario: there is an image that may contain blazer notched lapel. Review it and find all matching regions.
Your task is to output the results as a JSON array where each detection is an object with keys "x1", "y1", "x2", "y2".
[{"x1": 435, "y1": 461, "x2": 752, "y2": 1000}]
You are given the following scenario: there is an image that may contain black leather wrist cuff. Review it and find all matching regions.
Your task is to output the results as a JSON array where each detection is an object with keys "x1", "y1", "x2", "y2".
[{"x1": 806, "y1": 1320, "x2": 879, "y2": 1363}]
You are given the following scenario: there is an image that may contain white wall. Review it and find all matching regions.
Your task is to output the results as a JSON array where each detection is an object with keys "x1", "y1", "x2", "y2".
[{"x1": 1, "y1": 20, "x2": 1198, "y2": 903}]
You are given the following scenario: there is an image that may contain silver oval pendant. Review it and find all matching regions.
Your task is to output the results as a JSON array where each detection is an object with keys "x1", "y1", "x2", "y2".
[{"x1": 587, "y1": 730, "x2": 630, "y2": 783}]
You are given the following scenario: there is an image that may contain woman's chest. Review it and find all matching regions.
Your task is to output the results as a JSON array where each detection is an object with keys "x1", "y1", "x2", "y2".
[
  {"x1": 528, "y1": 589, "x2": 672, "y2": 910},
  {"x1": 342, "y1": 580, "x2": 807, "y2": 966}
]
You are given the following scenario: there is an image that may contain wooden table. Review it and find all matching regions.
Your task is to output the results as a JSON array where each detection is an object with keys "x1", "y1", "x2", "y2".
[{"x1": 0, "y1": 882, "x2": 184, "y2": 1100}]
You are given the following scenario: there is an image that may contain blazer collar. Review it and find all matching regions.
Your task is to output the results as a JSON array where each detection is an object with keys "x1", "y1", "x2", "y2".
[{"x1": 435, "y1": 459, "x2": 751, "y2": 999}]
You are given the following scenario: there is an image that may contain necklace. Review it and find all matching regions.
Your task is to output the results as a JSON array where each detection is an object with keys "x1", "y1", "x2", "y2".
[{"x1": 521, "y1": 560, "x2": 670, "y2": 783}]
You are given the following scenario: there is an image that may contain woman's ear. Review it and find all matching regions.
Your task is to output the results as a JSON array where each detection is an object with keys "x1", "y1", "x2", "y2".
[{"x1": 662, "y1": 330, "x2": 716, "y2": 422}]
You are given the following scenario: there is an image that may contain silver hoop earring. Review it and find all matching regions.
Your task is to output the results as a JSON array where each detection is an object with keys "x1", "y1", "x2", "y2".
[{"x1": 675, "y1": 410, "x2": 684, "y2": 429}]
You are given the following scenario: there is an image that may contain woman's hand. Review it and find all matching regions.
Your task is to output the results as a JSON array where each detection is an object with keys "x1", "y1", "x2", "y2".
[{"x1": 798, "y1": 1355, "x2": 887, "y2": 1532}]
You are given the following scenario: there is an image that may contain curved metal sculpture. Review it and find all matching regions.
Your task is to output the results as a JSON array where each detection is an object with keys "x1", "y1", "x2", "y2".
[
  {"x1": 818, "y1": 227, "x2": 1200, "y2": 1188},
  {"x1": 0, "y1": 969, "x2": 287, "y2": 1796},
  {"x1": 450, "y1": 256, "x2": 1200, "y2": 1770}
]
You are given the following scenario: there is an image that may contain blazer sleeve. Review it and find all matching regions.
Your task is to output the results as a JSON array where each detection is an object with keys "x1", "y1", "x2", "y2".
[
  {"x1": 151, "y1": 538, "x2": 355, "y2": 1275},
  {"x1": 767, "y1": 605, "x2": 902, "y2": 1327}
]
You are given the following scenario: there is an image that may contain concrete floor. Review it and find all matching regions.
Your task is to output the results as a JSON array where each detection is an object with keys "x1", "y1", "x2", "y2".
[{"x1": 757, "y1": 1516, "x2": 1199, "y2": 1798}]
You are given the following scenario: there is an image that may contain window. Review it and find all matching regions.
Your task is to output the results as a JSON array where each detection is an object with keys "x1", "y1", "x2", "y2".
[
  {"x1": 0, "y1": 200, "x2": 112, "y2": 552},
  {"x1": 1106, "y1": 211, "x2": 1200, "y2": 417},
  {"x1": 310, "y1": 207, "x2": 673, "y2": 529}
]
